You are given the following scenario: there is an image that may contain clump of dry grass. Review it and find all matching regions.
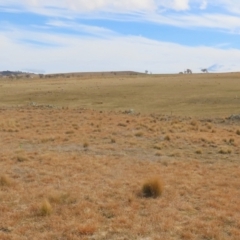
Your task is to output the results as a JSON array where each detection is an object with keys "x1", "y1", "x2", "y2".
[
  {"x1": 236, "y1": 129, "x2": 240, "y2": 135},
  {"x1": 153, "y1": 144, "x2": 161, "y2": 150},
  {"x1": 155, "y1": 151, "x2": 162, "y2": 156},
  {"x1": 83, "y1": 142, "x2": 89, "y2": 148},
  {"x1": 169, "y1": 151, "x2": 181, "y2": 157},
  {"x1": 48, "y1": 192, "x2": 76, "y2": 205},
  {"x1": 17, "y1": 156, "x2": 28, "y2": 162},
  {"x1": 190, "y1": 120, "x2": 198, "y2": 126},
  {"x1": 40, "y1": 199, "x2": 52, "y2": 216},
  {"x1": 164, "y1": 135, "x2": 170, "y2": 141},
  {"x1": 0, "y1": 175, "x2": 12, "y2": 187},
  {"x1": 111, "y1": 138, "x2": 116, "y2": 143},
  {"x1": 195, "y1": 149, "x2": 202, "y2": 154},
  {"x1": 229, "y1": 138, "x2": 235, "y2": 145},
  {"x1": 141, "y1": 177, "x2": 164, "y2": 198},
  {"x1": 219, "y1": 148, "x2": 231, "y2": 154},
  {"x1": 77, "y1": 224, "x2": 97, "y2": 236},
  {"x1": 135, "y1": 132, "x2": 143, "y2": 137},
  {"x1": 65, "y1": 130, "x2": 74, "y2": 134},
  {"x1": 118, "y1": 123, "x2": 127, "y2": 127}
]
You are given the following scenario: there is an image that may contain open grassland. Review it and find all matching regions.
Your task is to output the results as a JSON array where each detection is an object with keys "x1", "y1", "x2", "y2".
[
  {"x1": 0, "y1": 73, "x2": 240, "y2": 239},
  {"x1": 1, "y1": 72, "x2": 240, "y2": 117},
  {"x1": 1, "y1": 107, "x2": 240, "y2": 239}
]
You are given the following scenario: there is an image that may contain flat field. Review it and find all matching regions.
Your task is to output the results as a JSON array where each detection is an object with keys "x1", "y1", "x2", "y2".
[
  {"x1": 1, "y1": 72, "x2": 240, "y2": 117},
  {"x1": 0, "y1": 73, "x2": 240, "y2": 239}
]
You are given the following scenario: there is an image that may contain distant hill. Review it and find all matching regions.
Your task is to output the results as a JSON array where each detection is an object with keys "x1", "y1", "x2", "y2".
[
  {"x1": 44, "y1": 71, "x2": 146, "y2": 78},
  {"x1": 0, "y1": 70, "x2": 146, "y2": 78},
  {"x1": 0, "y1": 70, "x2": 35, "y2": 76}
]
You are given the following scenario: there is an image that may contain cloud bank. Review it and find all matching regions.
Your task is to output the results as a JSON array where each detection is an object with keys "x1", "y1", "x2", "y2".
[
  {"x1": 1, "y1": 0, "x2": 240, "y2": 33},
  {"x1": 1, "y1": 27, "x2": 239, "y2": 74},
  {"x1": 1, "y1": 0, "x2": 240, "y2": 13}
]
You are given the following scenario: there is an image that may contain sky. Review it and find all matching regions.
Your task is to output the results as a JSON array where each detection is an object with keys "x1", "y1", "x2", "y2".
[{"x1": 0, "y1": 0, "x2": 240, "y2": 74}]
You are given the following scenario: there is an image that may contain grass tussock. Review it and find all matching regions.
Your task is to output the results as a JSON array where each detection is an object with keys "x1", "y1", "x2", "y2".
[
  {"x1": 77, "y1": 224, "x2": 97, "y2": 236},
  {"x1": 135, "y1": 132, "x2": 143, "y2": 137},
  {"x1": 40, "y1": 199, "x2": 52, "y2": 216},
  {"x1": 0, "y1": 175, "x2": 12, "y2": 187},
  {"x1": 190, "y1": 120, "x2": 198, "y2": 126},
  {"x1": 111, "y1": 138, "x2": 116, "y2": 143},
  {"x1": 48, "y1": 192, "x2": 76, "y2": 205},
  {"x1": 141, "y1": 177, "x2": 164, "y2": 198},
  {"x1": 164, "y1": 135, "x2": 171, "y2": 141},
  {"x1": 153, "y1": 144, "x2": 162, "y2": 150},
  {"x1": 83, "y1": 142, "x2": 89, "y2": 148},
  {"x1": 195, "y1": 149, "x2": 202, "y2": 154},
  {"x1": 219, "y1": 148, "x2": 231, "y2": 154},
  {"x1": 17, "y1": 156, "x2": 28, "y2": 162}
]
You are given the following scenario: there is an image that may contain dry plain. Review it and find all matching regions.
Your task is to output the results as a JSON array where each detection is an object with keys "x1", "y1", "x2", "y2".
[{"x1": 0, "y1": 73, "x2": 240, "y2": 239}]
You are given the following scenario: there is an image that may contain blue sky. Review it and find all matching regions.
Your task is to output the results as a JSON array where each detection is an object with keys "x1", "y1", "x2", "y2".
[{"x1": 1, "y1": 0, "x2": 240, "y2": 74}]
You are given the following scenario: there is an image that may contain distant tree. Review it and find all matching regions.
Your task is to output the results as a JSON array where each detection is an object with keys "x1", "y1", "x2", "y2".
[
  {"x1": 145, "y1": 70, "x2": 148, "y2": 74},
  {"x1": 201, "y1": 69, "x2": 208, "y2": 73},
  {"x1": 184, "y1": 69, "x2": 192, "y2": 74}
]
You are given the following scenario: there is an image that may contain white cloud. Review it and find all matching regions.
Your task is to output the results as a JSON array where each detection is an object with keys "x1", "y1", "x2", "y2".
[
  {"x1": 141, "y1": 11, "x2": 240, "y2": 34},
  {"x1": 0, "y1": 0, "x2": 236, "y2": 13},
  {"x1": 171, "y1": 0, "x2": 190, "y2": 11},
  {"x1": 200, "y1": 0, "x2": 207, "y2": 10},
  {"x1": 1, "y1": 27, "x2": 240, "y2": 74},
  {"x1": 1, "y1": 0, "x2": 240, "y2": 33},
  {"x1": 0, "y1": 0, "x2": 157, "y2": 13},
  {"x1": 46, "y1": 20, "x2": 117, "y2": 37}
]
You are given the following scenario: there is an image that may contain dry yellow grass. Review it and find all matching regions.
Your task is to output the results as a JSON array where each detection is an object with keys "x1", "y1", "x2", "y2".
[
  {"x1": 0, "y1": 73, "x2": 240, "y2": 239},
  {"x1": 1, "y1": 72, "x2": 240, "y2": 117},
  {"x1": 0, "y1": 175, "x2": 12, "y2": 187},
  {"x1": 40, "y1": 199, "x2": 53, "y2": 216}
]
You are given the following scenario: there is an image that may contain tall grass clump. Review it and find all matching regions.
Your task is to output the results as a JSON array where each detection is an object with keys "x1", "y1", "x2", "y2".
[
  {"x1": 40, "y1": 199, "x2": 52, "y2": 216},
  {"x1": 141, "y1": 177, "x2": 164, "y2": 198},
  {"x1": 0, "y1": 175, "x2": 12, "y2": 187}
]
